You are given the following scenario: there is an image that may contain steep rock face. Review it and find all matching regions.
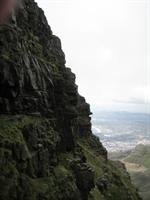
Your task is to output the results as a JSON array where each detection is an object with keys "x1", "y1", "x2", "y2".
[{"x1": 0, "y1": 0, "x2": 142, "y2": 200}]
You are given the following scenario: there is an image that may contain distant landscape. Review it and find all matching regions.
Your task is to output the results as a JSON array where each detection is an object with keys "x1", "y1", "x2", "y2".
[
  {"x1": 92, "y1": 111, "x2": 150, "y2": 200},
  {"x1": 92, "y1": 111, "x2": 150, "y2": 152}
]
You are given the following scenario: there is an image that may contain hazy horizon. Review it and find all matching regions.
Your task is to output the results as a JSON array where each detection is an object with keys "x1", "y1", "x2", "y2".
[{"x1": 36, "y1": 0, "x2": 150, "y2": 114}]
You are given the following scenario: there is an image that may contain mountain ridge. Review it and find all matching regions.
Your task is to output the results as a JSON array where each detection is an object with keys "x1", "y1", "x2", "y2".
[{"x1": 0, "y1": 0, "x2": 142, "y2": 199}]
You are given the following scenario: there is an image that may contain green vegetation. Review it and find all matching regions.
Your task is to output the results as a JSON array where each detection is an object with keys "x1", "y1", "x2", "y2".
[
  {"x1": 0, "y1": 116, "x2": 37, "y2": 143},
  {"x1": 77, "y1": 139, "x2": 105, "y2": 177},
  {"x1": 109, "y1": 144, "x2": 150, "y2": 200},
  {"x1": 0, "y1": 115, "x2": 141, "y2": 200},
  {"x1": 78, "y1": 138, "x2": 140, "y2": 200},
  {"x1": 88, "y1": 188, "x2": 103, "y2": 200},
  {"x1": 0, "y1": 0, "x2": 141, "y2": 198},
  {"x1": 124, "y1": 144, "x2": 150, "y2": 169},
  {"x1": 125, "y1": 145, "x2": 150, "y2": 200}
]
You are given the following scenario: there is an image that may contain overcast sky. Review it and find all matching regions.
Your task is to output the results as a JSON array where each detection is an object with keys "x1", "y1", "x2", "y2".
[{"x1": 36, "y1": 0, "x2": 149, "y2": 113}]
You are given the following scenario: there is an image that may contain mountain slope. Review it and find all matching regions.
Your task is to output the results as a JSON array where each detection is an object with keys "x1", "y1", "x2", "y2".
[
  {"x1": 109, "y1": 145, "x2": 150, "y2": 200},
  {"x1": 124, "y1": 144, "x2": 150, "y2": 169},
  {"x1": 0, "y1": 0, "x2": 141, "y2": 199},
  {"x1": 124, "y1": 145, "x2": 150, "y2": 200}
]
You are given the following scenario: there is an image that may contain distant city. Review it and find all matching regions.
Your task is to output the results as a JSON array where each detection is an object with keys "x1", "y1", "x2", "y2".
[{"x1": 92, "y1": 111, "x2": 150, "y2": 152}]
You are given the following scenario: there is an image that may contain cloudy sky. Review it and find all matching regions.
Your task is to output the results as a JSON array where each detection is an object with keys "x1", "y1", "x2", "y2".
[{"x1": 37, "y1": 0, "x2": 149, "y2": 113}]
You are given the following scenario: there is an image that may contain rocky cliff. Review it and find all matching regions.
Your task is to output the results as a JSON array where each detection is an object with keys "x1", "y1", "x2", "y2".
[{"x1": 0, "y1": 0, "x2": 142, "y2": 199}]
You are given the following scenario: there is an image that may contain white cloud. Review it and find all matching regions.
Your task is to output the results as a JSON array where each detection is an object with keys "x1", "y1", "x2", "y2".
[{"x1": 36, "y1": 0, "x2": 149, "y2": 113}]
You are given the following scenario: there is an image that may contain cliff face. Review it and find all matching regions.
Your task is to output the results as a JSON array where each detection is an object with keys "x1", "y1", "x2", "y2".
[{"x1": 0, "y1": 1, "x2": 142, "y2": 200}]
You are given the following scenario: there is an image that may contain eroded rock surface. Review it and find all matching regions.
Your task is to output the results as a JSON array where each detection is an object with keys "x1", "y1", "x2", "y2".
[{"x1": 0, "y1": 0, "x2": 142, "y2": 200}]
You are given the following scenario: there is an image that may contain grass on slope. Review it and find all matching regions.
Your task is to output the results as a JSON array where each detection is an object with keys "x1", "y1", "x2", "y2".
[
  {"x1": 78, "y1": 138, "x2": 140, "y2": 200},
  {"x1": 124, "y1": 144, "x2": 150, "y2": 169},
  {"x1": 109, "y1": 144, "x2": 150, "y2": 200}
]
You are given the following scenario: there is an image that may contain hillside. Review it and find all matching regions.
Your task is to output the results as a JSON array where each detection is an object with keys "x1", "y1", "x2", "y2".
[
  {"x1": 124, "y1": 144, "x2": 150, "y2": 169},
  {"x1": 124, "y1": 145, "x2": 150, "y2": 200},
  {"x1": 0, "y1": 0, "x2": 141, "y2": 199},
  {"x1": 109, "y1": 145, "x2": 150, "y2": 200}
]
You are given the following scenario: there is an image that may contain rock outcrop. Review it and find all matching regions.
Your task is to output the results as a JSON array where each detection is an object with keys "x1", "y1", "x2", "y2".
[{"x1": 0, "y1": 0, "x2": 142, "y2": 199}]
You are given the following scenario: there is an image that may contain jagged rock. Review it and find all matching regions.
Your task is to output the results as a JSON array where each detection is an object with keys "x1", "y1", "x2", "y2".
[
  {"x1": 96, "y1": 174, "x2": 109, "y2": 193},
  {"x1": 0, "y1": 0, "x2": 142, "y2": 200},
  {"x1": 70, "y1": 159, "x2": 95, "y2": 200}
]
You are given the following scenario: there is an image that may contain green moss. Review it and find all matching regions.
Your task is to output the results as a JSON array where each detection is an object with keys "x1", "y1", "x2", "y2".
[
  {"x1": 77, "y1": 116, "x2": 90, "y2": 126},
  {"x1": 22, "y1": 32, "x2": 43, "y2": 58},
  {"x1": 0, "y1": 54, "x2": 10, "y2": 60},
  {"x1": 77, "y1": 138, "x2": 140, "y2": 200},
  {"x1": 0, "y1": 116, "x2": 40, "y2": 144},
  {"x1": 57, "y1": 152, "x2": 73, "y2": 167},
  {"x1": 28, "y1": 165, "x2": 79, "y2": 200},
  {"x1": 0, "y1": 161, "x2": 18, "y2": 176},
  {"x1": 54, "y1": 165, "x2": 69, "y2": 176},
  {"x1": 88, "y1": 187, "x2": 104, "y2": 200},
  {"x1": 0, "y1": 115, "x2": 140, "y2": 199},
  {"x1": 29, "y1": 177, "x2": 54, "y2": 199},
  {"x1": 0, "y1": 120, "x2": 24, "y2": 144},
  {"x1": 77, "y1": 139, "x2": 105, "y2": 177},
  {"x1": 0, "y1": 162, "x2": 19, "y2": 200}
]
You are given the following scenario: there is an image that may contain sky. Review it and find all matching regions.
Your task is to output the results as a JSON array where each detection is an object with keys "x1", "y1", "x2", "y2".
[{"x1": 36, "y1": 0, "x2": 150, "y2": 113}]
